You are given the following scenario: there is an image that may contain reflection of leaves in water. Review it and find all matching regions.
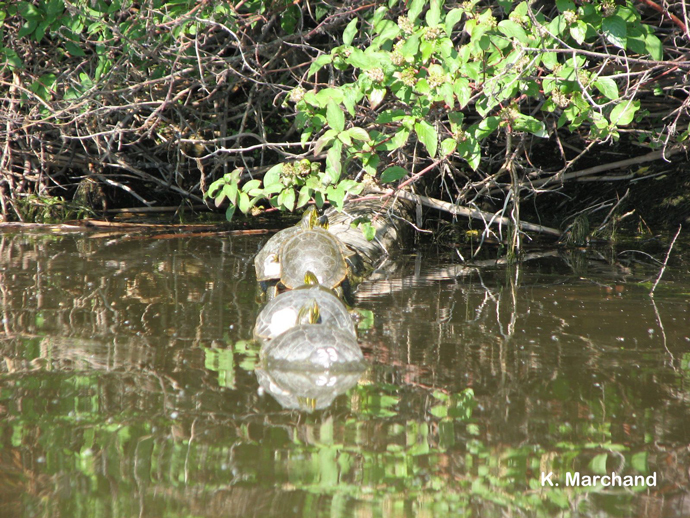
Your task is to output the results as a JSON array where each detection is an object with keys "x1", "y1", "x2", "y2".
[
  {"x1": 234, "y1": 339, "x2": 261, "y2": 371},
  {"x1": 204, "y1": 347, "x2": 235, "y2": 388},
  {"x1": 353, "y1": 308, "x2": 374, "y2": 330},
  {"x1": 429, "y1": 388, "x2": 475, "y2": 420}
]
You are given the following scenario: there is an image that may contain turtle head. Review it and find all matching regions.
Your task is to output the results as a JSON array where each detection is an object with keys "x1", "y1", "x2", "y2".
[
  {"x1": 303, "y1": 270, "x2": 320, "y2": 286},
  {"x1": 316, "y1": 214, "x2": 329, "y2": 230},
  {"x1": 300, "y1": 205, "x2": 319, "y2": 229},
  {"x1": 297, "y1": 300, "x2": 321, "y2": 325}
]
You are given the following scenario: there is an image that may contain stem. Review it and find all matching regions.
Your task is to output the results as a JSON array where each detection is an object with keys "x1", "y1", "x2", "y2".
[{"x1": 649, "y1": 224, "x2": 683, "y2": 297}]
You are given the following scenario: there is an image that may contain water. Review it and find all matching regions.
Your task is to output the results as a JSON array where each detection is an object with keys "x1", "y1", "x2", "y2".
[{"x1": 0, "y1": 229, "x2": 688, "y2": 517}]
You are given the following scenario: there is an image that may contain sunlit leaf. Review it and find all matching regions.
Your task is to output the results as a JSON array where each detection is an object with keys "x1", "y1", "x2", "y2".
[
  {"x1": 343, "y1": 18, "x2": 358, "y2": 45},
  {"x1": 277, "y1": 187, "x2": 295, "y2": 211},
  {"x1": 415, "y1": 120, "x2": 438, "y2": 158},
  {"x1": 347, "y1": 127, "x2": 370, "y2": 142},
  {"x1": 441, "y1": 138, "x2": 457, "y2": 156},
  {"x1": 570, "y1": 20, "x2": 587, "y2": 45},
  {"x1": 263, "y1": 163, "x2": 283, "y2": 187},
  {"x1": 326, "y1": 100, "x2": 345, "y2": 132},
  {"x1": 609, "y1": 100, "x2": 639, "y2": 125},
  {"x1": 445, "y1": 8, "x2": 465, "y2": 36},
  {"x1": 408, "y1": 0, "x2": 427, "y2": 22},
  {"x1": 238, "y1": 191, "x2": 252, "y2": 213},
  {"x1": 308, "y1": 54, "x2": 333, "y2": 77},
  {"x1": 595, "y1": 77, "x2": 619, "y2": 100},
  {"x1": 603, "y1": 15, "x2": 627, "y2": 49},
  {"x1": 644, "y1": 33, "x2": 663, "y2": 60},
  {"x1": 498, "y1": 20, "x2": 528, "y2": 44},
  {"x1": 513, "y1": 114, "x2": 548, "y2": 138}
]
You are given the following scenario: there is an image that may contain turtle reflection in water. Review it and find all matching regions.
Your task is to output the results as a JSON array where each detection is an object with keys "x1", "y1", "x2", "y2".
[
  {"x1": 253, "y1": 273, "x2": 356, "y2": 342},
  {"x1": 260, "y1": 324, "x2": 365, "y2": 372},
  {"x1": 255, "y1": 366, "x2": 364, "y2": 412}
]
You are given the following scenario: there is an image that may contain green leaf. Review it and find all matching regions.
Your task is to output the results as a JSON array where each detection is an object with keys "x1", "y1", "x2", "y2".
[
  {"x1": 425, "y1": 0, "x2": 441, "y2": 26},
  {"x1": 296, "y1": 186, "x2": 312, "y2": 208},
  {"x1": 570, "y1": 20, "x2": 587, "y2": 45},
  {"x1": 309, "y1": 54, "x2": 333, "y2": 77},
  {"x1": 18, "y1": 1, "x2": 42, "y2": 21},
  {"x1": 473, "y1": 116, "x2": 499, "y2": 140},
  {"x1": 223, "y1": 182, "x2": 238, "y2": 205},
  {"x1": 513, "y1": 114, "x2": 548, "y2": 138},
  {"x1": 343, "y1": 18, "x2": 358, "y2": 46},
  {"x1": 347, "y1": 127, "x2": 370, "y2": 141},
  {"x1": 458, "y1": 137, "x2": 481, "y2": 170},
  {"x1": 64, "y1": 41, "x2": 86, "y2": 57},
  {"x1": 263, "y1": 163, "x2": 283, "y2": 187},
  {"x1": 325, "y1": 141, "x2": 342, "y2": 183},
  {"x1": 408, "y1": 0, "x2": 427, "y2": 22},
  {"x1": 242, "y1": 179, "x2": 261, "y2": 193},
  {"x1": 347, "y1": 49, "x2": 378, "y2": 69},
  {"x1": 453, "y1": 78, "x2": 471, "y2": 108},
  {"x1": 380, "y1": 166, "x2": 408, "y2": 183},
  {"x1": 644, "y1": 33, "x2": 663, "y2": 60},
  {"x1": 556, "y1": 0, "x2": 575, "y2": 11},
  {"x1": 498, "y1": 20, "x2": 528, "y2": 44},
  {"x1": 594, "y1": 77, "x2": 619, "y2": 100},
  {"x1": 414, "y1": 120, "x2": 438, "y2": 158},
  {"x1": 441, "y1": 138, "x2": 457, "y2": 156},
  {"x1": 375, "y1": 20, "x2": 401, "y2": 43},
  {"x1": 326, "y1": 100, "x2": 345, "y2": 132},
  {"x1": 277, "y1": 188, "x2": 296, "y2": 211},
  {"x1": 238, "y1": 191, "x2": 251, "y2": 213},
  {"x1": 445, "y1": 8, "x2": 465, "y2": 37},
  {"x1": 603, "y1": 15, "x2": 627, "y2": 49},
  {"x1": 225, "y1": 205, "x2": 236, "y2": 222},
  {"x1": 325, "y1": 184, "x2": 346, "y2": 209},
  {"x1": 400, "y1": 34, "x2": 420, "y2": 59},
  {"x1": 338, "y1": 130, "x2": 352, "y2": 146},
  {"x1": 314, "y1": 129, "x2": 337, "y2": 155},
  {"x1": 379, "y1": 128, "x2": 410, "y2": 151},
  {"x1": 438, "y1": 83, "x2": 455, "y2": 108},
  {"x1": 609, "y1": 100, "x2": 639, "y2": 126},
  {"x1": 315, "y1": 88, "x2": 344, "y2": 107}
]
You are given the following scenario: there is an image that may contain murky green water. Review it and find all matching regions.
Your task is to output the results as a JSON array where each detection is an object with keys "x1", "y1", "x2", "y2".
[{"x1": 0, "y1": 229, "x2": 688, "y2": 517}]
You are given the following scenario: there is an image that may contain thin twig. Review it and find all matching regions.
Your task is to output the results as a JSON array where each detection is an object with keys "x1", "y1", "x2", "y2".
[{"x1": 650, "y1": 224, "x2": 683, "y2": 296}]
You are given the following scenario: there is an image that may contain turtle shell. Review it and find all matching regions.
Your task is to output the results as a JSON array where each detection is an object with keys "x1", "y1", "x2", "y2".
[
  {"x1": 254, "y1": 206, "x2": 322, "y2": 282},
  {"x1": 254, "y1": 226, "x2": 300, "y2": 282},
  {"x1": 253, "y1": 285, "x2": 356, "y2": 342},
  {"x1": 260, "y1": 324, "x2": 365, "y2": 371},
  {"x1": 279, "y1": 228, "x2": 349, "y2": 289}
]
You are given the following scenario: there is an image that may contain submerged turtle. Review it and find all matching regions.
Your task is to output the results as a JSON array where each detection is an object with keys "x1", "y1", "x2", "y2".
[
  {"x1": 254, "y1": 206, "x2": 324, "y2": 296},
  {"x1": 253, "y1": 272, "x2": 356, "y2": 342},
  {"x1": 261, "y1": 323, "x2": 366, "y2": 371}
]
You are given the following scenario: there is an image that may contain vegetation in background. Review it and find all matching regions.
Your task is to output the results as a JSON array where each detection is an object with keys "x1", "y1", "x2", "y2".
[{"x1": 1, "y1": 1, "x2": 688, "y2": 246}]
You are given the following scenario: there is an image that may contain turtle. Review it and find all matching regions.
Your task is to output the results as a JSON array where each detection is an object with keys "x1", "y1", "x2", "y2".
[
  {"x1": 253, "y1": 272, "x2": 356, "y2": 342},
  {"x1": 254, "y1": 206, "x2": 324, "y2": 297},
  {"x1": 260, "y1": 323, "x2": 366, "y2": 372},
  {"x1": 279, "y1": 226, "x2": 352, "y2": 293}
]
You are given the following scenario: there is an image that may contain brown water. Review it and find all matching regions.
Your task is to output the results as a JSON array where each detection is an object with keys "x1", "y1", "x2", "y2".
[{"x1": 0, "y1": 229, "x2": 689, "y2": 517}]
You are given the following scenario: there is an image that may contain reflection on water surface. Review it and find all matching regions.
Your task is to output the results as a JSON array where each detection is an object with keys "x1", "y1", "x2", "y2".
[{"x1": 0, "y1": 230, "x2": 689, "y2": 517}]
